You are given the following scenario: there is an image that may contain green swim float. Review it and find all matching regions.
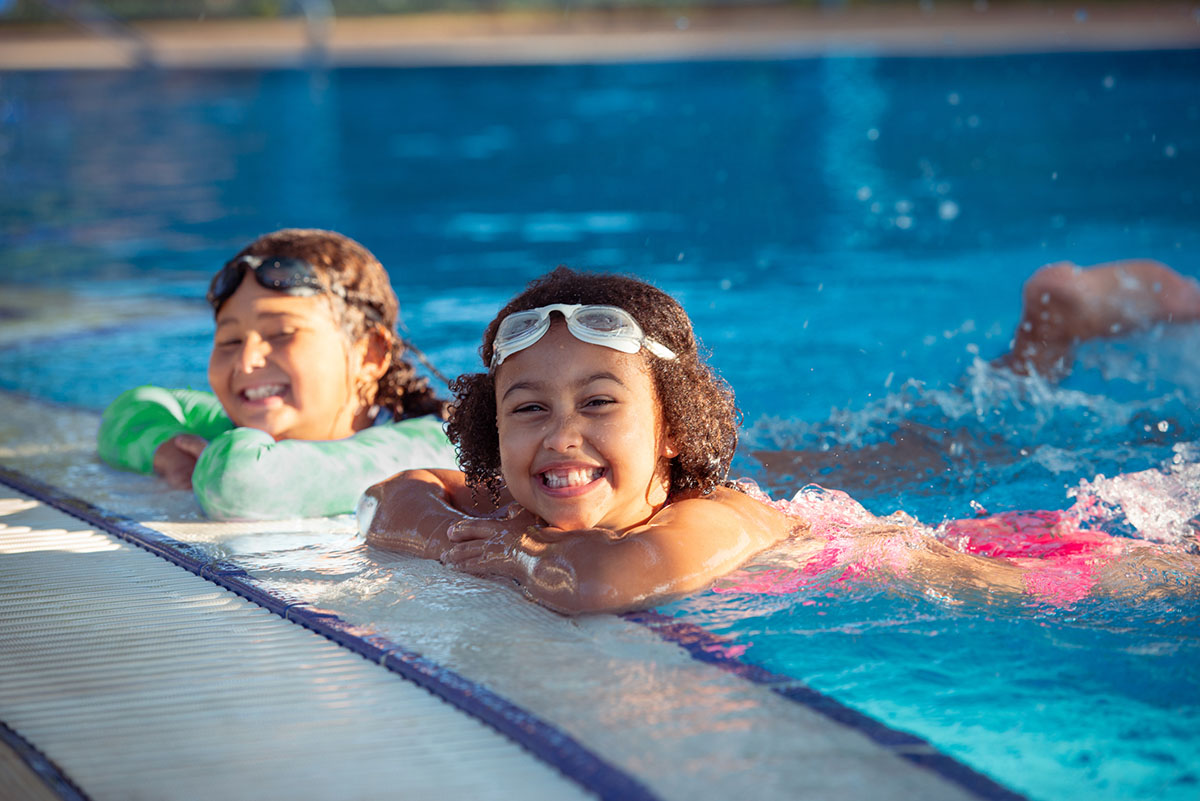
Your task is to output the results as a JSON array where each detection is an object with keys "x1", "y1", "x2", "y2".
[
  {"x1": 99, "y1": 385, "x2": 456, "y2": 520},
  {"x1": 97, "y1": 228, "x2": 459, "y2": 521}
]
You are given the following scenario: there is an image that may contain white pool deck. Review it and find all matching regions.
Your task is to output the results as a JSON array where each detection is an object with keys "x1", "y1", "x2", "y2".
[
  {"x1": 0, "y1": 3, "x2": 1197, "y2": 71},
  {"x1": 0, "y1": 382, "x2": 1014, "y2": 801}
]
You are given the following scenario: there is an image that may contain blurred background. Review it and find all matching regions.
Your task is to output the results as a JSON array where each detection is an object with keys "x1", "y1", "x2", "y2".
[{"x1": 0, "y1": 0, "x2": 993, "y2": 20}]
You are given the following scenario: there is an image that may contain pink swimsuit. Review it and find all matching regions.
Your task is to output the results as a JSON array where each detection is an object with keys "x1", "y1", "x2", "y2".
[
  {"x1": 714, "y1": 484, "x2": 1168, "y2": 607},
  {"x1": 940, "y1": 509, "x2": 1126, "y2": 605}
]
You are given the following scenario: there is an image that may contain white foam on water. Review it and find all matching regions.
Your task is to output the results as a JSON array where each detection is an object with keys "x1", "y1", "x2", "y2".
[{"x1": 1068, "y1": 447, "x2": 1200, "y2": 544}]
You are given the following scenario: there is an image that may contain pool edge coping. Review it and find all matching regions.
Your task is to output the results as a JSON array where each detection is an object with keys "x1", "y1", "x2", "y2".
[{"x1": 0, "y1": 461, "x2": 1031, "y2": 801}]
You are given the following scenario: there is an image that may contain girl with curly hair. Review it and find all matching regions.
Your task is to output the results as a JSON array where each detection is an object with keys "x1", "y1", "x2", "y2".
[
  {"x1": 360, "y1": 265, "x2": 1200, "y2": 615},
  {"x1": 359, "y1": 266, "x2": 797, "y2": 612},
  {"x1": 98, "y1": 228, "x2": 457, "y2": 520}
]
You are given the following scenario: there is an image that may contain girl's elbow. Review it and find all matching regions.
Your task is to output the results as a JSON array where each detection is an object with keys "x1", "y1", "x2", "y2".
[
  {"x1": 530, "y1": 576, "x2": 655, "y2": 616},
  {"x1": 194, "y1": 472, "x2": 270, "y2": 521},
  {"x1": 193, "y1": 455, "x2": 284, "y2": 521},
  {"x1": 368, "y1": 468, "x2": 440, "y2": 497},
  {"x1": 515, "y1": 559, "x2": 629, "y2": 615}
]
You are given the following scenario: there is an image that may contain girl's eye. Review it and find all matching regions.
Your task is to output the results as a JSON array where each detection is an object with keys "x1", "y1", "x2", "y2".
[
  {"x1": 266, "y1": 329, "x2": 296, "y2": 342},
  {"x1": 584, "y1": 397, "x2": 616, "y2": 409},
  {"x1": 512, "y1": 402, "x2": 545, "y2": 414},
  {"x1": 215, "y1": 338, "x2": 243, "y2": 349}
]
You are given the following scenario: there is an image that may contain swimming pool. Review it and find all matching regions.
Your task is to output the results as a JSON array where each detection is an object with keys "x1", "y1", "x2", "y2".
[{"x1": 1, "y1": 49, "x2": 1198, "y2": 800}]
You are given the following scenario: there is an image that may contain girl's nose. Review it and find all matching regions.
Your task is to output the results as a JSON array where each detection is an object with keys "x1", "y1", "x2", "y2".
[
  {"x1": 543, "y1": 412, "x2": 583, "y2": 452},
  {"x1": 237, "y1": 333, "x2": 269, "y2": 373}
]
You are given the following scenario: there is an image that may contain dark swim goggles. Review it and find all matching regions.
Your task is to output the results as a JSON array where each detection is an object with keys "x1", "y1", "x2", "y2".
[
  {"x1": 207, "y1": 254, "x2": 382, "y2": 322},
  {"x1": 490, "y1": 303, "x2": 677, "y2": 369}
]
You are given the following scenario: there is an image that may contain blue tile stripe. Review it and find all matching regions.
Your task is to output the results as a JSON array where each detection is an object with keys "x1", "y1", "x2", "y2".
[
  {"x1": 624, "y1": 610, "x2": 1030, "y2": 801},
  {"x1": 0, "y1": 720, "x2": 91, "y2": 801},
  {"x1": 0, "y1": 466, "x2": 658, "y2": 801}
]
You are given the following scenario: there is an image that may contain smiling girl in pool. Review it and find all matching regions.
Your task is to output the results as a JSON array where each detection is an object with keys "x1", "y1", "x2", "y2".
[
  {"x1": 98, "y1": 228, "x2": 457, "y2": 520},
  {"x1": 359, "y1": 267, "x2": 795, "y2": 611},
  {"x1": 360, "y1": 266, "x2": 1200, "y2": 614}
]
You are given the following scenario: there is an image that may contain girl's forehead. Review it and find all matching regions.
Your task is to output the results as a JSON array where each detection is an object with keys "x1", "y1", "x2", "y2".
[
  {"x1": 215, "y1": 280, "x2": 338, "y2": 327},
  {"x1": 494, "y1": 323, "x2": 654, "y2": 392}
]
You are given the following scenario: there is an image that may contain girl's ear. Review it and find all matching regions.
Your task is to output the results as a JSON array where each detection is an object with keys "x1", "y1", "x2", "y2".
[
  {"x1": 356, "y1": 325, "x2": 393, "y2": 382},
  {"x1": 662, "y1": 435, "x2": 678, "y2": 459}
]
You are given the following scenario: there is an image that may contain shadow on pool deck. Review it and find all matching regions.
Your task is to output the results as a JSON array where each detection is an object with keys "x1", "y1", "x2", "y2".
[{"x1": 0, "y1": 3, "x2": 1198, "y2": 70}]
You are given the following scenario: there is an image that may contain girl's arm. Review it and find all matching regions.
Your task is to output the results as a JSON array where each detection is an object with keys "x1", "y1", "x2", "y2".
[
  {"x1": 193, "y1": 416, "x2": 459, "y2": 520},
  {"x1": 899, "y1": 537, "x2": 1029, "y2": 597},
  {"x1": 359, "y1": 468, "x2": 513, "y2": 559},
  {"x1": 442, "y1": 487, "x2": 795, "y2": 615},
  {"x1": 820, "y1": 516, "x2": 1189, "y2": 606},
  {"x1": 97, "y1": 386, "x2": 232, "y2": 474}
]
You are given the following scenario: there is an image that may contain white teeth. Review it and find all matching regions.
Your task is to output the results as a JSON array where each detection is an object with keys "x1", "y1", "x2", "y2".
[
  {"x1": 242, "y1": 384, "x2": 286, "y2": 401},
  {"x1": 542, "y1": 468, "x2": 604, "y2": 489}
]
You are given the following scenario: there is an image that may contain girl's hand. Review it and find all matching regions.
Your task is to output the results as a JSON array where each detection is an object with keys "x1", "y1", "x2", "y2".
[
  {"x1": 361, "y1": 469, "x2": 513, "y2": 560},
  {"x1": 152, "y1": 434, "x2": 208, "y2": 489},
  {"x1": 444, "y1": 521, "x2": 618, "y2": 585},
  {"x1": 442, "y1": 533, "x2": 517, "y2": 577},
  {"x1": 446, "y1": 503, "x2": 538, "y2": 543},
  {"x1": 450, "y1": 487, "x2": 794, "y2": 615}
]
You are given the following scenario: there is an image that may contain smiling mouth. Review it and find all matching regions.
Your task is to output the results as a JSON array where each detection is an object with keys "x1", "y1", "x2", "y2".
[
  {"x1": 240, "y1": 384, "x2": 287, "y2": 402},
  {"x1": 540, "y1": 467, "x2": 605, "y2": 489}
]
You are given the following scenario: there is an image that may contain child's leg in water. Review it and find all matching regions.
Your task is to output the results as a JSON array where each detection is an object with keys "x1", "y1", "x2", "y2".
[
  {"x1": 998, "y1": 259, "x2": 1200, "y2": 379},
  {"x1": 753, "y1": 259, "x2": 1200, "y2": 493}
]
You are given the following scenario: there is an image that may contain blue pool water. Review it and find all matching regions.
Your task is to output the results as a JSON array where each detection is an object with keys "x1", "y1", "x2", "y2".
[{"x1": 2, "y1": 50, "x2": 1199, "y2": 800}]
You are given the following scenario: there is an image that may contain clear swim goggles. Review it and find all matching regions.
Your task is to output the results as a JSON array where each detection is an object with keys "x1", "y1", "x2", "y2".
[
  {"x1": 207, "y1": 254, "x2": 382, "y2": 322},
  {"x1": 490, "y1": 303, "x2": 678, "y2": 369}
]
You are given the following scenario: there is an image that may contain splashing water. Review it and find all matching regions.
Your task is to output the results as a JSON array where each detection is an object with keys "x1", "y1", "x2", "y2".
[
  {"x1": 1066, "y1": 450, "x2": 1200, "y2": 544},
  {"x1": 742, "y1": 335, "x2": 1200, "y2": 526}
]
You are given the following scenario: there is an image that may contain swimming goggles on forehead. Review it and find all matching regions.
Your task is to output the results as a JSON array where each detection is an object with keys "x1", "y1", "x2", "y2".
[
  {"x1": 490, "y1": 303, "x2": 677, "y2": 369},
  {"x1": 207, "y1": 254, "x2": 382, "y2": 322}
]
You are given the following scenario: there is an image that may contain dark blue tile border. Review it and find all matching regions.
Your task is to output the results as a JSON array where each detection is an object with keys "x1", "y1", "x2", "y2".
[
  {"x1": 0, "y1": 466, "x2": 657, "y2": 801},
  {"x1": 0, "y1": 720, "x2": 91, "y2": 801},
  {"x1": 624, "y1": 610, "x2": 1029, "y2": 801}
]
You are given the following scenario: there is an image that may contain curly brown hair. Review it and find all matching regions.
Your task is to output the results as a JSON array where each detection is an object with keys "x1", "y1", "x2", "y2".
[
  {"x1": 447, "y1": 266, "x2": 740, "y2": 498},
  {"x1": 215, "y1": 228, "x2": 447, "y2": 420}
]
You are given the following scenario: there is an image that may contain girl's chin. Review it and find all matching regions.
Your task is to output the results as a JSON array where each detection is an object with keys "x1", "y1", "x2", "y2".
[
  {"x1": 524, "y1": 490, "x2": 657, "y2": 533},
  {"x1": 529, "y1": 505, "x2": 598, "y2": 532},
  {"x1": 542, "y1": 517, "x2": 596, "y2": 532},
  {"x1": 537, "y1": 509, "x2": 641, "y2": 533}
]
